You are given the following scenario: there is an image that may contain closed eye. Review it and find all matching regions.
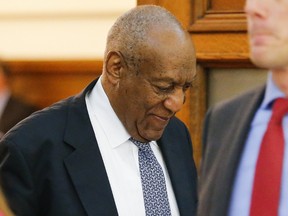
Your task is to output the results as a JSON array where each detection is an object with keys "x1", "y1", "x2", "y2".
[
  {"x1": 156, "y1": 85, "x2": 174, "y2": 93},
  {"x1": 183, "y1": 83, "x2": 192, "y2": 92}
]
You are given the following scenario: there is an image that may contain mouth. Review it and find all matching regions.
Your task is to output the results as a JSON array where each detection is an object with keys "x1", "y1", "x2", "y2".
[
  {"x1": 150, "y1": 114, "x2": 171, "y2": 129},
  {"x1": 154, "y1": 115, "x2": 170, "y2": 122},
  {"x1": 250, "y1": 33, "x2": 273, "y2": 46},
  {"x1": 249, "y1": 26, "x2": 274, "y2": 43}
]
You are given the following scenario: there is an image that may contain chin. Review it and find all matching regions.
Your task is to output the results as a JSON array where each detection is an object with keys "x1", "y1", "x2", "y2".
[
  {"x1": 250, "y1": 54, "x2": 271, "y2": 69},
  {"x1": 141, "y1": 130, "x2": 164, "y2": 142},
  {"x1": 251, "y1": 60, "x2": 269, "y2": 69}
]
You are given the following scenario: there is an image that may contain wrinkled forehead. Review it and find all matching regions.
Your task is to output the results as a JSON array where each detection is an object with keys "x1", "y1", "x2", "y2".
[
  {"x1": 138, "y1": 47, "x2": 196, "y2": 82},
  {"x1": 131, "y1": 25, "x2": 196, "y2": 77},
  {"x1": 145, "y1": 27, "x2": 194, "y2": 59},
  {"x1": 148, "y1": 25, "x2": 192, "y2": 48}
]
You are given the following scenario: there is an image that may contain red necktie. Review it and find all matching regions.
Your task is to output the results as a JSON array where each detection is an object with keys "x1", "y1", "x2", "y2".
[{"x1": 250, "y1": 98, "x2": 288, "y2": 216}]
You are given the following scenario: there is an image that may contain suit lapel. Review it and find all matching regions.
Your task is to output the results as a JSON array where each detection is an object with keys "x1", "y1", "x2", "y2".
[
  {"x1": 63, "y1": 80, "x2": 118, "y2": 216},
  {"x1": 158, "y1": 119, "x2": 197, "y2": 216},
  {"x1": 210, "y1": 86, "x2": 265, "y2": 215}
]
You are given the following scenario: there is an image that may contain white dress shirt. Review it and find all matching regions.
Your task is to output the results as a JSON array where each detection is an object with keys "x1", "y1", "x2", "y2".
[
  {"x1": 85, "y1": 76, "x2": 180, "y2": 216},
  {"x1": 229, "y1": 73, "x2": 288, "y2": 216}
]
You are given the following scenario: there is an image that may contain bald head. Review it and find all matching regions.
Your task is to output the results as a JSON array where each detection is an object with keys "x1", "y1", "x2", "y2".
[
  {"x1": 101, "y1": 5, "x2": 196, "y2": 142},
  {"x1": 104, "y1": 5, "x2": 189, "y2": 72}
]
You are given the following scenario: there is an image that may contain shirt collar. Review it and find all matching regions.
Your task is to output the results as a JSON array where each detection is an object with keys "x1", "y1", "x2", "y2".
[
  {"x1": 88, "y1": 76, "x2": 131, "y2": 148},
  {"x1": 260, "y1": 72, "x2": 286, "y2": 110}
]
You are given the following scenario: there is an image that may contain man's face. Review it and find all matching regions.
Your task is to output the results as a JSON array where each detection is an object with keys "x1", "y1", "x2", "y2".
[
  {"x1": 245, "y1": 0, "x2": 288, "y2": 69},
  {"x1": 115, "y1": 32, "x2": 196, "y2": 142}
]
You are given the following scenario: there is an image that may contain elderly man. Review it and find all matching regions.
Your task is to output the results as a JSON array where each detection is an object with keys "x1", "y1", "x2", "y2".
[{"x1": 0, "y1": 5, "x2": 198, "y2": 216}]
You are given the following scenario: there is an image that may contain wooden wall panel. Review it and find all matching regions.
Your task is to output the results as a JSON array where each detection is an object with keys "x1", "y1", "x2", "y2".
[
  {"x1": 7, "y1": 60, "x2": 102, "y2": 108},
  {"x1": 210, "y1": 0, "x2": 244, "y2": 11},
  {"x1": 190, "y1": 0, "x2": 247, "y2": 32}
]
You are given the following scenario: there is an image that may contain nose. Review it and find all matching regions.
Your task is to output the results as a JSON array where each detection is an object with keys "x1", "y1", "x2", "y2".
[
  {"x1": 245, "y1": 0, "x2": 267, "y2": 18},
  {"x1": 163, "y1": 88, "x2": 185, "y2": 114}
]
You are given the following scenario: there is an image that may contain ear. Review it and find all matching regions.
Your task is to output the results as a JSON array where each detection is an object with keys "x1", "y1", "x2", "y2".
[{"x1": 104, "y1": 51, "x2": 127, "y2": 85}]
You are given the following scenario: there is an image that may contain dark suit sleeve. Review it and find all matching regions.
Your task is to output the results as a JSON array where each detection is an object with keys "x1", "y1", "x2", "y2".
[{"x1": 0, "y1": 139, "x2": 38, "y2": 216}]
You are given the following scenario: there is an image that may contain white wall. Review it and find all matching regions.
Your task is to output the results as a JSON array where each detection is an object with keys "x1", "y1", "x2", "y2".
[{"x1": 0, "y1": 0, "x2": 136, "y2": 60}]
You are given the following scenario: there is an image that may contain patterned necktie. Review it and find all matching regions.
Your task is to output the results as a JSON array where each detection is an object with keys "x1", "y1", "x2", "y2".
[
  {"x1": 129, "y1": 137, "x2": 172, "y2": 216},
  {"x1": 250, "y1": 98, "x2": 288, "y2": 216}
]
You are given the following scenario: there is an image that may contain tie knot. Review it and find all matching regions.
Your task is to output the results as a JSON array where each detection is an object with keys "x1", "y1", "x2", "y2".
[
  {"x1": 271, "y1": 98, "x2": 288, "y2": 123},
  {"x1": 129, "y1": 137, "x2": 150, "y2": 151}
]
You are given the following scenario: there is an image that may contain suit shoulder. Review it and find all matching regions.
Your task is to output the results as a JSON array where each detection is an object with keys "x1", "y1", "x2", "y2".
[{"x1": 2, "y1": 96, "x2": 76, "y2": 142}]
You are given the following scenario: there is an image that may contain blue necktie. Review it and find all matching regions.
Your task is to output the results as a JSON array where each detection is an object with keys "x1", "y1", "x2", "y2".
[{"x1": 129, "y1": 137, "x2": 172, "y2": 216}]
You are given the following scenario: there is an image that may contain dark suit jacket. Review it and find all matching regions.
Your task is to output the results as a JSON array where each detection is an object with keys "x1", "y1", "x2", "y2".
[
  {"x1": 0, "y1": 79, "x2": 198, "y2": 216},
  {"x1": 0, "y1": 96, "x2": 38, "y2": 134},
  {"x1": 197, "y1": 85, "x2": 266, "y2": 216}
]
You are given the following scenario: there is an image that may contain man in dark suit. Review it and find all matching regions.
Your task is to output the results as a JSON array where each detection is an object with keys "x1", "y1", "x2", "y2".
[
  {"x1": 0, "y1": 61, "x2": 38, "y2": 138},
  {"x1": 198, "y1": 0, "x2": 288, "y2": 215},
  {"x1": 0, "y1": 5, "x2": 198, "y2": 216}
]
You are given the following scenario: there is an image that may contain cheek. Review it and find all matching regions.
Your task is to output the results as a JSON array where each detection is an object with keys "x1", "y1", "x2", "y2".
[
  {"x1": 282, "y1": 28, "x2": 288, "y2": 43},
  {"x1": 123, "y1": 80, "x2": 165, "y2": 117},
  {"x1": 129, "y1": 83, "x2": 161, "y2": 108},
  {"x1": 274, "y1": 8, "x2": 288, "y2": 38},
  {"x1": 274, "y1": 26, "x2": 288, "y2": 59},
  {"x1": 122, "y1": 87, "x2": 149, "y2": 115},
  {"x1": 133, "y1": 95, "x2": 155, "y2": 112},
  {"x1": 131, "y1": 95, "x2": 164, "y2": 126}
]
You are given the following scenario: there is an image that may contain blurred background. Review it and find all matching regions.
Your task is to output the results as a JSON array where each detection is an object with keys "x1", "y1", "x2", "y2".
[
  {"x1": 0, "y1": 0, "x2": 136, "y2": 110},
  {"x1": 0, "y1": 0, "x2": 136, "y2": 60},
  {"x1": 0, "y1": 0, "x2": 268, "y2": 167}
]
